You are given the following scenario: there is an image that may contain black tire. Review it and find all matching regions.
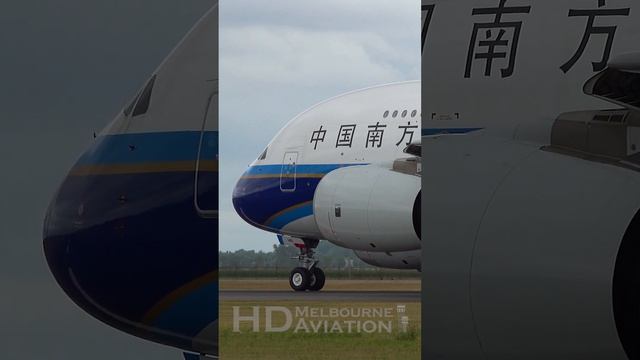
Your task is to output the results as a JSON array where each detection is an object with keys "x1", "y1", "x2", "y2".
[
  {"x1": 308, "y1": 267, "x2": 326, "y2": 291},
  {"x1": 289, "y1": 267, "x2": 311, "y2": 291}
]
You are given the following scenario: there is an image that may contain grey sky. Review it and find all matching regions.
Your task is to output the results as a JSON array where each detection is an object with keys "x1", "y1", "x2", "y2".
[
  {"x1": 0, "y1": 1, "x2": 213, "y2": 359},
  {"x1": 219, "y1": 0, "x2": 420, "y2": 251}
]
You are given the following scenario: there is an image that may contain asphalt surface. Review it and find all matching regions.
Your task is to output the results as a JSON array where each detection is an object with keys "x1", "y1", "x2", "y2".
[{"x1": 220, "y1": 290, "x2": 420, "y2": 302}]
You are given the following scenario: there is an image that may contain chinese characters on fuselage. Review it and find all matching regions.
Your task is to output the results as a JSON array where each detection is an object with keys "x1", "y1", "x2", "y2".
[
  {"x1": 422, "y1": 4, "x2": 435, "y2": 54},
  {"x1": 465, "y1": 0, "x2": 531, "y2": 78},
  {"x1": 561, "y1": 0, "x2": 630, "y2": 73},
  {"x1": 310, "y1": 126, "x2": 327, "y2": 150},
  {"x1": 336, "y1": 125, "x2": 356, "y2": 148},
  {"x1": 309, "y1": 117, "x2": 419, "y2": 151},
  {"x1": 422, "y1": 0, "x2": 631, "y2": 77}
]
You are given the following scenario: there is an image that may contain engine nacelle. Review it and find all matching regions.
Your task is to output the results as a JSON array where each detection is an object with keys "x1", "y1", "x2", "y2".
[
  {"x1": 313, "y1": 165, "x2": 420, "y2": 252},
  {"x1": 354, "y1": 249, "x2": 421, "y2": 270},
  {"x1": 423, "y1": 135, "x2": 640, "y2": 360}
]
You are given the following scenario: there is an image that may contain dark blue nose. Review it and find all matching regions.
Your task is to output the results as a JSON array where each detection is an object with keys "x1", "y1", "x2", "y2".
[
  {"x1": 232, "y1": 165, "x2": 320, "y2": 233},
  {"x1": 43, "y1": 132, "x2": 219, "y2": 354},
  {"x1": 233, "y1": 170, "x2": 276, "y2": 230}
]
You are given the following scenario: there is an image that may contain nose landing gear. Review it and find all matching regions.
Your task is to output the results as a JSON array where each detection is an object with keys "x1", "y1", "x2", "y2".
[{"x1": 288, "y1": 238, "x2": 325, "y2": 292}]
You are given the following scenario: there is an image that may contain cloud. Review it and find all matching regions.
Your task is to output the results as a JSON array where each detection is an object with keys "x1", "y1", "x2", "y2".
[
  {"x1": 221, "y1": 0, "x2": 420, "y2": 38},
  {"x1": 222, "y1": 26, "x2": 406, "y2": 87}
]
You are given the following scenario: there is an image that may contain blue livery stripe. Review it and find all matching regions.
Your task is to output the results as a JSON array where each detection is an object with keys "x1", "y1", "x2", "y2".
[
  {"x1": 243, "y1": 163, "x2": 365, "y2": 177},
  {"x1": 151, "y1": 282, "x2": 218, "y2": 338},
  {"x1": 422, "y1": 128, "x2": 483, "y2": 136},
  {"x1": 267, "y1": 202, "x2": 314, "y2": 230},
  {"x1": 76, "y1": 131, "x2": 218, "y2": 165}
]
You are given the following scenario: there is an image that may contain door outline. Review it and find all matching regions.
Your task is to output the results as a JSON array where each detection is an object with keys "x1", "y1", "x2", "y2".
[
  {"x1": 194, "y1": 84, "x2": 218, "y2": 219},
  {"x1": 280, "y1": 152, "x2": 298, "y2": 192}
]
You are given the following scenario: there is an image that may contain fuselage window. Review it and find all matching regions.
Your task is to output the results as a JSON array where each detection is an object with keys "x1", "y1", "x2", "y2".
[
  {"x1": 402, "y1": 110, "x2": 408, "y2": 118},
  {"x1": 132, "y1": 75, "x2": 157, "y2": 117},
  {"x1": 383, "y1": 110, "x2": 389, "y2": 118},
  {"x1": 392, "y1": 110, "x2": 398, "y2": 118},
  {"x1": 411, "y1": 110, "x2": 417, "y2": 118}
]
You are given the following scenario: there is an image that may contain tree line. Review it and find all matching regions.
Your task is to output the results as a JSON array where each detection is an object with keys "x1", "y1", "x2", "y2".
[{"x1": 219, "y1": 241, "x2": 372, "y2": 270}]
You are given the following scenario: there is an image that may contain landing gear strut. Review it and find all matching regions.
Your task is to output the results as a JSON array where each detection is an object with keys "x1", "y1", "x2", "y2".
[{"x1": 288, "y1": 239, "x2": 325, "y2": 291}]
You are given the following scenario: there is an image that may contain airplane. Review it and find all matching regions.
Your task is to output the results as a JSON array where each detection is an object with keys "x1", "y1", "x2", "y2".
[
  {"x1": 421, "y1": 1, "x2": 640, "y2": 359},
  {"x1": 42, "y1": 3, "x2": 219, "y2": 359},
  {"x1": 232, "y1": 81, "x2": 424, "y2": 291}
]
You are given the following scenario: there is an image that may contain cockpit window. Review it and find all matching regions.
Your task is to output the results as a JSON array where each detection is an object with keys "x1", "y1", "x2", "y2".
[
  {"x1": 258, "y1": 147, "x2": 268, "y2": 160},
  {"x1": 123, "y1": 91, "x2": 141, "y2": 116},
  {"x1": 132, "y1": 75, "x2": 157, "y2": 117}
]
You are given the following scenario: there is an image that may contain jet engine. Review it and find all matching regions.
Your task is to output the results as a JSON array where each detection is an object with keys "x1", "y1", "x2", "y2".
[
  {"x1": 422, "y1": 134, "x2": 640, "y2": 359},
  {"x1": 313, "y1": 165, "x2": 421, "y2": 252},
  {"x1": 354, "y1": 249, "x2": 421, "y2": 270}
]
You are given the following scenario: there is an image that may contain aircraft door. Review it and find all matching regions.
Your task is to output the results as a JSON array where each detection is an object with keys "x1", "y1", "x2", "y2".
[
  {"x1": 194, "y1": 84, "x2": 218, "y2": 218},
  {"x1": 280, "y1": 152, "x2": 298, "y2": 192}
]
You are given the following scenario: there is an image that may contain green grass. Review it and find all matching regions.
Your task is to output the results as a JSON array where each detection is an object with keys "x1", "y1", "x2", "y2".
[{"x1": 219, "y1": 301, "x2": 421, "y2": 360}]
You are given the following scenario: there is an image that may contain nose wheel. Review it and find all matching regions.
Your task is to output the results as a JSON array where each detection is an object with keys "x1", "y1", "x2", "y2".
[
  {"x1": 308, "y1": 267, "x2": 325, "y2": 291},
  {"x1": 289, "y1": 267, "x2": 310, "y2": 291},
  {"x1": 289, "y1": 266, "x2": 325, "y2": 291},
  {"x1": 288, "y1": 239, "x2": 325, "y2": 291}
]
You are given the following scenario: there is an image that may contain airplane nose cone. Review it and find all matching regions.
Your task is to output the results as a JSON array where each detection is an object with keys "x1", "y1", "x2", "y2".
[
  {"x1": 42, "y1": 175, "x2": 145, "y2": 336},
  {"x1": 232, "y1": 165, "x2": 308, "y2": 233},
  {"x1": 232, "y1": 170, "x2": 269, "y2": 229},
  {"x1": 42, "y1": 179, "x2": 91, "y2": 305},
  {"x1": 42, "y1": 217, "x2": 73, "y2": 297},
  {"x1": 42, "y1": 136, "x2": 219, "y2": 354}
]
